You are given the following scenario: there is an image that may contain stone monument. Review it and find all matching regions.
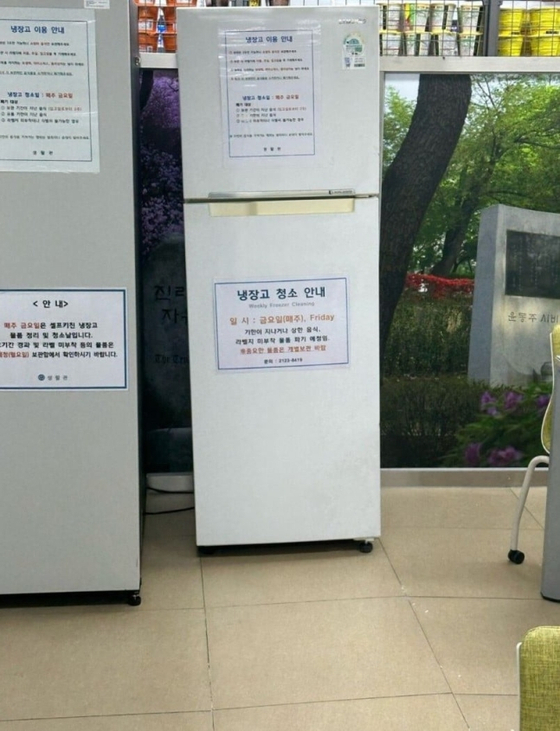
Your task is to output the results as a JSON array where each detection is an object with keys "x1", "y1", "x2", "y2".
[{"x1": 469, "y1": 204, "x2": 560, "y2": 386}]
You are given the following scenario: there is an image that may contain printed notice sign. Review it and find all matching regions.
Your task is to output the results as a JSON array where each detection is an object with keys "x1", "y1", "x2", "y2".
[
  {"x1": 221, "y1": 27, "x2": 318, "y2": 159},
  {"x1": 214, "y1": 277, "x2": 349, "y2": 371},
  {"x1": 0, "y1": 289, "x2": 127, "y2": 390},
  {"x1": 0, "y1": 8, "x2": 99, "y2": 173}
]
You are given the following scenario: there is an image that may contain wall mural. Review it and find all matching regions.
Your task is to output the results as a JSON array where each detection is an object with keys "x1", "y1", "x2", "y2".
[{"x1": 139, "y1": 71, "x2": 191, "y2": 472}]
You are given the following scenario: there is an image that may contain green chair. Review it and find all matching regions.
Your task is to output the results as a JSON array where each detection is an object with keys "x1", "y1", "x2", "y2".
[
  {"x1": 519, "y1": 626, "x2": 560, "y2": 730},
  {"x1": 508, "y1": 325, "x2": 560, "y2": 564}
]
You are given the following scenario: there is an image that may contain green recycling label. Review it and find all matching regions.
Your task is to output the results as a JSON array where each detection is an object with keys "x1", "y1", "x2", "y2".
[{"x1": 343, "y1": 34, "x2": 366, "y2": 69}]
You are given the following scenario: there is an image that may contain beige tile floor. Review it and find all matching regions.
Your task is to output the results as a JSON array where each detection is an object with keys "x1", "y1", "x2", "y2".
[{"x1": 1, "y1": 485, "x2": 559, "y2": 730}]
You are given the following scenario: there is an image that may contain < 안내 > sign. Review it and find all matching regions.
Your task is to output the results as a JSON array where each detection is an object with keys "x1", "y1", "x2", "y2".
[
  {"x1": 0, "y1": 289, "x2": 127, "y2": 390},
  {"x1": 214, "y1": 276, "x2": 349, "y2": 371}
]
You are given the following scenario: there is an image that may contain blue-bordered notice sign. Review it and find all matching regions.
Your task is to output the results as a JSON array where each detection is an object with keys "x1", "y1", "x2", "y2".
[
  {"x1": 214, "y1": 276, "x2": 349, "y2": 371},
  {"x1": 0, "y1": 288, "x2": 127, "y2": 390}
]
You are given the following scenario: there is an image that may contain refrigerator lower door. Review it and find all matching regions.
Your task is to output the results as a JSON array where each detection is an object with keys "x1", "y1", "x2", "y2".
[{"x1": 185, "y1": 196, "x2": 380, "y2": 546}]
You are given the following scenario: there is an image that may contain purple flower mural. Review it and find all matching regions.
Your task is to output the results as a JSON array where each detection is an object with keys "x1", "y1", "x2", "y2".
[
  {"x1": 536, "y1": 393, "x2": 551, "y2": 416},
  {"x1": 480, "y1": 391, "x2": 495, "y2": 407},
  {"x1": 138, "y1": 70, "x2": 192, "y2": 467},
  {"x1": 503, "y1": 391, "x2": 523, "y2": 412},
  {"x1": 487, "y1": 446, "x2": 523, "y2": 468},
  {"x1": 446, "y1": 384, "x2": 551, "y2": 469},
  {"x1": 464, "y1": 442, "x2": 482, "y2": 467},
  {"x1": 480, "y1": 390, "x2": 499, "y2": 416},
  {"x1": 139, "y1": 72, "x2": 184, "y2": 256}
]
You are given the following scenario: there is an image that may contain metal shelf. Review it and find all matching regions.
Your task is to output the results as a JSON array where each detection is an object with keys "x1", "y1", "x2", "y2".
[
  {"x1": 381, "y1": 56, "x2": 560, "y2": 73},
  {"x1": 140, "y1": 51, "x2": 560, "y2": 72}
]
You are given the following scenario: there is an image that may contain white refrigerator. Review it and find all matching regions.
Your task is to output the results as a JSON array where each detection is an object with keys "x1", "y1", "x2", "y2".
[
  {"x1": 177, "y1": 6, "x2": 380, "y2": 550},
  {"x1": 0, "y1": 1, "x2": 142, "y2": 602}
]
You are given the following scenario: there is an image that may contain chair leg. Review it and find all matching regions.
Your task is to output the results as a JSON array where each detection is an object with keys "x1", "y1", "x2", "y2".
[{"x1": 509, "y1": 455, "x2": 549, "y2": 564}]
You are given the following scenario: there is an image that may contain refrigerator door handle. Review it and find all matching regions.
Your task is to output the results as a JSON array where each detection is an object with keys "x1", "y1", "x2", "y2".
[
  {"x1": 211, "y1": 189, "x2": 357, "y2": 200},
  {"x1": 204, "y1": 198, "x2": 359, "y2": 217},
  {"x1": 184, "y1": 189, "x2": 377, "y2": 204}
]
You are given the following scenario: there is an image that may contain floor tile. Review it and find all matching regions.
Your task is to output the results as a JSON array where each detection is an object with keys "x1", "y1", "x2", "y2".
[
  {"x1": 206, "y1": 598, "x2": 449, "y2": 709},
  {"x1": 0, "y1": 484, "x2": 548, "y2": 728},
  {"x1": 0, "y1": 609, "x2": 211, "y2": 720},
  {"x1": 381, "y1": 488, "x2": 541, "y2": 530},
  {"x1": 511, "y1": 486, "x2": 547, "y2": 528},
  {"x1": 412, "y1": 597, "x2": 560, "y2": 695},
  {"x1": 143, "y1": 503, "x2": 195, "y2": 540},
  {"x1": 0, "y1": 714, "x2": 213, "y2": 731},
  {"x1": 455, "y1": 695, "x2": 518, "y2": 731},
  {"x1": 214, "y1": 696, "x2": 468, "y2": 731},
  {"x1": 140, "y1": 534, "x2": 203, "y2": 611},
  {"x1": 381, "y1": 528, "x2": 544, "y2": 599},
  {"x1": 202, "y1": 541, "x2": 403, "y2": 607}
]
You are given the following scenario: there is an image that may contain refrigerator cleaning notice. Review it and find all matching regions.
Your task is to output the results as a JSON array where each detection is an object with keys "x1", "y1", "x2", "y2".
[{"x1": 214, "y1": 277, "x2": 349, "y2": 370}]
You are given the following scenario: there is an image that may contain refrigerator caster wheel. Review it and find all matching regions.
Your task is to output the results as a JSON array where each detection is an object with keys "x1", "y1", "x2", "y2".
[
  {"x1": 198, "y1": 546, "x2": 216, "y2": 556},
  {"x1": 127, "y1": 592, "x2": 142, "y2": 607},
  {"x1": 358, "y1": 541, "x2": 373, "y2": 554},
  {"x1": 508, "y1": 549, "x2": 525, "y2": 564}
]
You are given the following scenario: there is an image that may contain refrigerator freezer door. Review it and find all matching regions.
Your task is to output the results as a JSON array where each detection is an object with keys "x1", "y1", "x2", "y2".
[
  {"x1": 185, "y1": 197, "x2": 380, "y2": 546},
  {"x1": 177, "y1": 7, "x2": 380, "y2": 199}
]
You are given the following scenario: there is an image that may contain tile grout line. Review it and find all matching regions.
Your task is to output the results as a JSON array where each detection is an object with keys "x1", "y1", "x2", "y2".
[
  {"x1": 404, "y1": 595, "x2": 456, "y2": 697},
  {"x1": 376, "y1": 536, "x2": 410, "y2": 599},
  {"x1": 199, "y1": 555, "x2": 217, "y2": 731},
  {"x1": 207, "y1": 691, "x2": 457, "y2": 714},
  {"x1": 197, "y1": 594, "x2": 416, "y2": 611},
  {"x1": 0, "y1": 693, "x2": 519, "y2": 725},
  {"x1": 0, "y1": 710, "x2": 209, "y2": 725},
  {"x1": 450, "y1": 693, "x2": 471, "y2": 730},
  {"x1": 509, "y1": 483, "x2": 547, "y2": 531},
  {"x1": 378, "y1": 535, "x2": 465, "y2": 718},
  {"x1": 379, "y1": 530, "x2": 460, "y2": 698},
  {"x1": 0, "y1": 591, "x2": 548, "y2": 619}
]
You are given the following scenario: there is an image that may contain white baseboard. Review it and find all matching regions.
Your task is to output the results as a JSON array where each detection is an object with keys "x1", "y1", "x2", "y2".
[
  {"x1": 146, "y1": 469, "x2": 547, "y2": 491},
  {"x1": 146, "y1": 472, "x2": 194, "y2": 493}
]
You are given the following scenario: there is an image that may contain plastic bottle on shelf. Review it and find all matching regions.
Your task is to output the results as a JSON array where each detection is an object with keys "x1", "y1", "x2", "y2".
[
  {"x1": 156, "y1": 8, "x2": 166, "y2": 33},
  {"x1": 156, "y1": 7, "x2": 166, "y2": 53}
]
